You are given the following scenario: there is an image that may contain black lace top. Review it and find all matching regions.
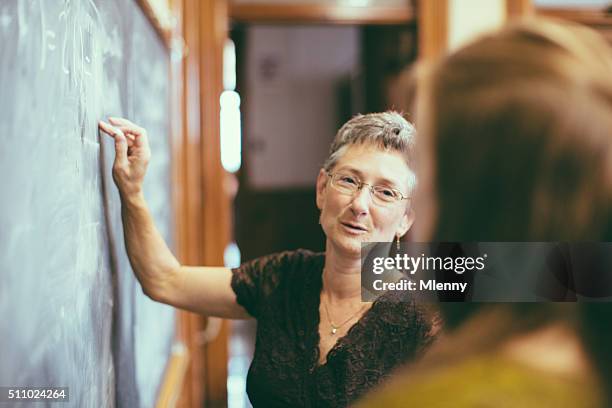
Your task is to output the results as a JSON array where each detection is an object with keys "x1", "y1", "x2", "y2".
[{"x1": 231, "y1": 249, "x2": 438, "y2": 408}]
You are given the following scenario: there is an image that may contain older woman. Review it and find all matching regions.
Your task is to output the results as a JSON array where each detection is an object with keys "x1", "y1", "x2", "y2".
[
  {"x1": 99, "y1": 111, "x2": 437, "y2": 407},
  {"x1": 357, "y1": 19, "x2": 612, "y2": 407}
]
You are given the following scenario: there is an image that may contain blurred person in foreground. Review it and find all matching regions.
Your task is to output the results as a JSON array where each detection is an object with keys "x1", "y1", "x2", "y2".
[
  {"x1": 356, "y1": 18, "x2": 612, "y2": 407},
  {"x1": 99, "y1": 111, "x2": 438, "y2": 407}
]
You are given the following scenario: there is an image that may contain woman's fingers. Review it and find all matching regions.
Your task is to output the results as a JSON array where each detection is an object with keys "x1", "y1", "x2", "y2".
[
  {"x1": 99, "y1": 120, "x2": 129, "y2": 166},
  {"x1": 99, "y1": 120, "x2": 135, "y2": 147},
  {"x1": 108, "y1": 117, "x2": 144, "y2": 135},
  {"x1": 107, "y1": 125, "x2": 147, "y2": 147},
  {"x1": 108, "y1": 117, "x2": 147, "y2": 146},
  {"x1": 98, "y1": 120, "x2": 117, "y2": 137},
  {"x1": 98, "y1": 118, "x2": 151, "y2": 199}
]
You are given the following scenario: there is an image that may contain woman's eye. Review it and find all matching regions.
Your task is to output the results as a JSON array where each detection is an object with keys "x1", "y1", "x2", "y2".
[
  {"x1": 340, "y1": 176, "x2": 357, "y2": 185},
  {"x1": 379, "y1": 188, "x2": 396, "y2": 198}
]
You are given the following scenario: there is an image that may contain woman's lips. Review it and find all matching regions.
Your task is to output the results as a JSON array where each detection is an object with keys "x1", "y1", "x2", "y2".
[{"x1": 340, "y1": 221, "x2": 368, "y2": 234}]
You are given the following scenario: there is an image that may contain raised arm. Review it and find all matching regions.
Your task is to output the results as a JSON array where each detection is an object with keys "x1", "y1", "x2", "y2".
[{"x1": 99, "y1": 117, "x2": 250, "y2": 319}]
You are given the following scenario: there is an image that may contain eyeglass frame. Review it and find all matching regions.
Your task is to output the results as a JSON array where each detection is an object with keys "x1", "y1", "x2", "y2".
[{"x1": 326, "y1": 171, "x2": 411, "y2": 205}]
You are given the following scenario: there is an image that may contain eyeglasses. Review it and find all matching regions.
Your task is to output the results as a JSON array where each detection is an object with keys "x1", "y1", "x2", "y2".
[{"x1": 327, "y1": 172, "x2": 410, "y2": 205}]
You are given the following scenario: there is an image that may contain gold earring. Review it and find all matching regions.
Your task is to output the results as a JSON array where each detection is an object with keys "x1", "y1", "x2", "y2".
[{"x1": 396, "y1": 234, "x2": 401, "y2": 251}]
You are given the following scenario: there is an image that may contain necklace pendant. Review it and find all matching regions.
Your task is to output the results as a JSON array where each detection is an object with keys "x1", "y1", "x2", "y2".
[{"x1": 331, "y1": 327, "x2": 337, "y2": 335}]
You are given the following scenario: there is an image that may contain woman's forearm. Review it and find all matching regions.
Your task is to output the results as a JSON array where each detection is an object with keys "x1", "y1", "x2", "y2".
[
  {"x1": 98, "y1": 118, "x2": 242, "y2": 313},
  {"x1": 120, "y1": 191, "x2": 180, "y2": 301}
]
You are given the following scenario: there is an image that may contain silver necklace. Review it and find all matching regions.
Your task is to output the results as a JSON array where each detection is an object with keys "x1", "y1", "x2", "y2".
[{"x1": 322, "y1": 292, "x2": 367, "y2": 335}]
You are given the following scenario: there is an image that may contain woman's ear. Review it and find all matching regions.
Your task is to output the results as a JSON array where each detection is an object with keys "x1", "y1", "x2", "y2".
[
  {"x1": 398, "y1": 207, "x2": 416, "y2": 237},
  {"x1": 315, "y1": 169, "x2": 328, "y2": 210}
]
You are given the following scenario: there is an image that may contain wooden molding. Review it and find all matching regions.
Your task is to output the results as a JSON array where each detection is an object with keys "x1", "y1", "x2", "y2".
[
  {"x1": 155, "y1": 344, "x2": 190, "y2": 408},
  {"x1": 175, "y1": 313, "x2": 207, "y2": 408},
  {"x1": 538, "y1": 7, "x2": 612, "y2": 27},
  {"x1": 229, "y1": 3, "x2": 414, "y2": 24},
  {"x1": 506, "y1": 0, "x2": 533, "y2": 19},
  {"x1": 169, "y1": 0, "x2": 208, "y2": 406},
  {"x1": 418, "y1": 0, "x2": 448, "y2": 60},
  {"x1": 152, "y1": 0, "x2": 201, "y2": 406},
  {"x1": 200, "y1": 0, "x2": 232, "y2": 405}
]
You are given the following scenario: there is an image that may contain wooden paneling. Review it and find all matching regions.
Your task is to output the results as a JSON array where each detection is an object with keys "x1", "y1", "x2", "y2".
[
  {"x1": 200, "y1": 0, "x2": 232, "y2": 406},
  {"x1": 155, "y1": 345, "x2": 190, "y2": 408},
  {"x1": 162, "y1": 0, "x2": 238, "y2": 405},
  {"x1": 230, "y1": 3, "x2": 414, "y2": 24},
  {"x1": 170, "y1": 0, "x2": 209, "y2": 406},
  {"x1": 538, "y1": 7, "x2": 612, "y2": 26},
  {"x1": 506, "y1": 0, "x2": 533, "y2": 18},
  {"x1": 417, "y1": 0, "x2": 539, "y2": 60},
  {"x1": 417, "y1": 0, "x2": 448, "y2": 59},
  {"x1": 144, "y1": 0, "x2": 209, "y2": 406}
]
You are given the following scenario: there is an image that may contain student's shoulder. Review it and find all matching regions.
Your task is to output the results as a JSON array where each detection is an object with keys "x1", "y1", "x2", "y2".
[{"x1": 357, "y1": 353, "x2": 602, "y2": 408}]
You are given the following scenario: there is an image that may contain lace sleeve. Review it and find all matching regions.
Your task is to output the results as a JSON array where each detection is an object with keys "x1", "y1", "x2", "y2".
[{"x1": 230, "y1": 250, "x2": 298, "y2": 319}]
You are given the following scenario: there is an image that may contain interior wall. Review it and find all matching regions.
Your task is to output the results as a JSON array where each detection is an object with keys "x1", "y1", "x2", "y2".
[
  {"x1": 448, "y1": 0, "x2": 506, "y2": 50},
  {"x1": 244, "y1": 25, "x2": 360, "y2": 190}
]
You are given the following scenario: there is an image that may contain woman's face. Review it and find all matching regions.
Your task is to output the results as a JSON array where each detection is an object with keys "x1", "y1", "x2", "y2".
[{"x1": 316, "y1": 143, "x2": 415, "y2": 257}]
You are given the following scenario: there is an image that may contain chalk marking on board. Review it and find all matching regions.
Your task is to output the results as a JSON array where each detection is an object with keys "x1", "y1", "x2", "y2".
[
  {"x1": 72, "y1": 5, "x2": 77, "y2": 87},
  {"x1": 0, "y1": 8, "x2": 11, "y2": 31},
  {"x1": 46, "y1": 30, "x2": 56, "y2": 51},
  {"x1": 77, "y1": 221, "x2": 101, "y2": 255},
  {"x1": 17, "y1": 0, "x2": 27, "y2": 38},
  {"x1": 39, "y1": 0, "x2": 46, "y2": 70},
  {"x1": 82, "y1": 23, "x2": 92, "y2": 77},
  {"x1": 83, "y1": 137, "x2": 100, "y2": 149},
  {"x1": 79, "y1": 221, "x2": 100, "y2": 231},
  {"x1": 80, "y1": 25, "x2": 85, "y2": 77},
  {"x1": 60, "y1": 6, "x2": 70, "y2": 75},
  {"x1": 87, "y1": 0, "x2": 101, "y2": 24},
  {"x1": 58, "y1": 5, "x2": 68, "y2": 20}
]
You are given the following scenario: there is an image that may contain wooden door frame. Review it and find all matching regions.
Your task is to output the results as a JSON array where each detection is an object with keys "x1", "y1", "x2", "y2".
[
  {"x1": 137, "y1": 0, "x2": 231, "y2": 406},
  {"x1": 537, "y1": 6, "x2": 612, "y2": 27},
  {"x1": 229, "y1": 2, "x2": 415, "y2": 24},
  {"x1": 200, "y1": 0, "x2": 232, "y2": 406},
  {"x1": 417, "y1": 0, "x2": 535, "y2": 60}
]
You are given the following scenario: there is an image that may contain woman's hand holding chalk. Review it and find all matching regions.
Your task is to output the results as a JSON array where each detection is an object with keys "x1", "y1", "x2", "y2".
[{"x1": 98, "y1": 117, "x2": 152, "y2": 199}]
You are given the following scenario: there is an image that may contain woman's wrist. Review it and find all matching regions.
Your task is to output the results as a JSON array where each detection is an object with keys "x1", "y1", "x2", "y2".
[{"x1": 120, "y1": 190, "x2": 146, "y2": 208}]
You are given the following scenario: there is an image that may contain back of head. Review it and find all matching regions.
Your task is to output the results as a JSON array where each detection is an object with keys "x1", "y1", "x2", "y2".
[
  {"x1": 418, "y1": 18, "x2": 612, "y2": 241},
  {"x1": 415, "y1": 20, "x2": 612, "y2": 400}
]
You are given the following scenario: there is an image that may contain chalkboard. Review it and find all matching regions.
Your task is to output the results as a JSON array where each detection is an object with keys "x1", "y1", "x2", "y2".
[{"x1": 0, "y1": 1, "x2": 176, "y2": 407}]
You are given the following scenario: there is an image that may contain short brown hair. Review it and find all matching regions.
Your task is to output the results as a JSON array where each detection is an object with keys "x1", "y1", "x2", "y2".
[{"x1": 418, "y1": 18, "x2": 612, "y2": 241}]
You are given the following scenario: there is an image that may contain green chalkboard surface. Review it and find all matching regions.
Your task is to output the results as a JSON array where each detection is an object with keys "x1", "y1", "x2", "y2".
[{"x1": 0, "y1": 1, "x2": 175, "y2": 407}]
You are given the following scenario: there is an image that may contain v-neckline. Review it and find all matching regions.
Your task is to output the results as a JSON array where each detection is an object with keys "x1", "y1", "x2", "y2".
[{"x1": 310, "y1": 262, "x2": 376, "y2": 370}]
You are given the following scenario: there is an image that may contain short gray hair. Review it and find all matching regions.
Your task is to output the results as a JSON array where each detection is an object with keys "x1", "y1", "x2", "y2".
[{"x1": 323, "y1": 111, "x2": 417, "y2": 190}]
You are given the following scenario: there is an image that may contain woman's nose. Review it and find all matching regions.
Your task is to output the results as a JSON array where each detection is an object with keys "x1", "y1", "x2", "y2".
[{"x1": 349, "y1": 186, "x2": 371, "y2": 215}]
